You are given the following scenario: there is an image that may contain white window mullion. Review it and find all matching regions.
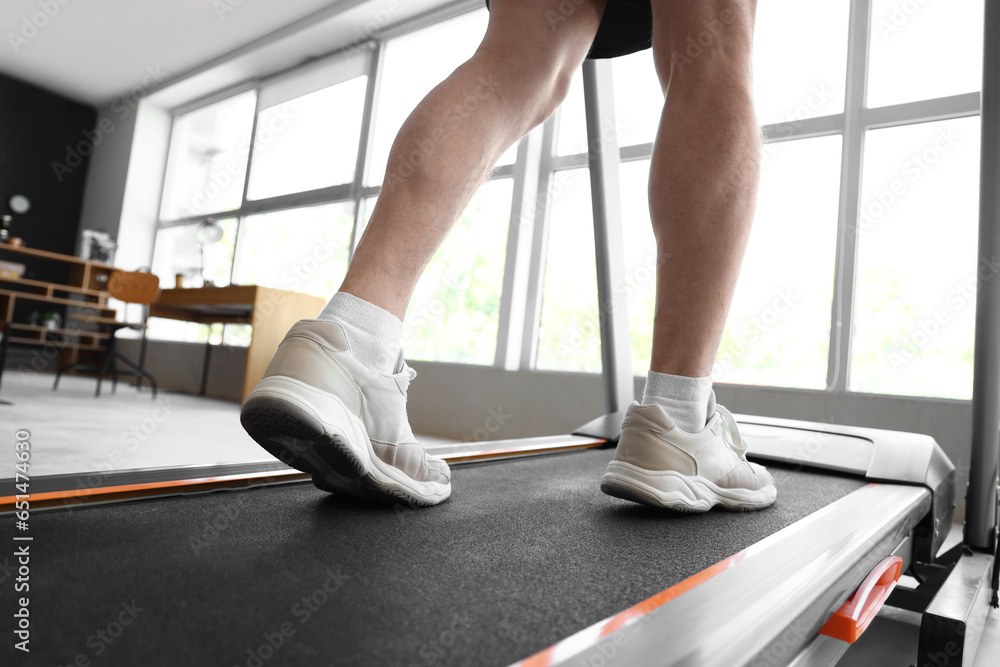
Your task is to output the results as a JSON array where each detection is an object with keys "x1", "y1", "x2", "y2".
[{"x1": 826, "y1": 0, "x2": 874, "y2": 392}]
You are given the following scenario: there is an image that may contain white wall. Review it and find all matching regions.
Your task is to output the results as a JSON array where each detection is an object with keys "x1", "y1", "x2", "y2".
[
  {"x1": 116, "y1": 101, "x2": 171, "y2": 271},
  {"x1": 76, "y1": 98, "x2": 172, "y2": 271}
]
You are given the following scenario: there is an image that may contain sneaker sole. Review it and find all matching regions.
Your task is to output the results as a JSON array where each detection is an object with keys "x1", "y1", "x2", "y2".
[
  {"x1": 600, "y1": 461, "x2": 776, "y2": 513},
  {"x1": 241, "y1": 376, "x2": 450, "y2": 508}
]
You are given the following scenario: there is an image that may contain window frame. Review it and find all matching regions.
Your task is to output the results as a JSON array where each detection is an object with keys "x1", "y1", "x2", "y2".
[
  {"x1": 528, "y1": 0, "x2": 980, "y2": 399},
  {"x1": 151, "y1": 0, "x2": 983, "y2": 399}
]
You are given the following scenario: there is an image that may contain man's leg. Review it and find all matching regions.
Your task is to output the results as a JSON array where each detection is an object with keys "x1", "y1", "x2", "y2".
[
  {"x1": 320, "y1": 0, "x2": 606, "y2": 376},
  {"x1": 638, "y1": 0, "x2": 760, "y2": 433},
  {"x1": 242, "y1": 0, "x2": 606, "y2": 507},
  {"x1": 341, "y1": 0, "x2": 606, "y2": 320},
  {"x1": 648, "y1": 0, "x2": 760, "y2": 380},
  {"x1": 601, "y1": 0, "x2": 775, "y2": 511}
]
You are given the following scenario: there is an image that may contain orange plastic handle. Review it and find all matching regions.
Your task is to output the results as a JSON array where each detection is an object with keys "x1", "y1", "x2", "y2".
[{"x1": 819, "y1": 555, "x2": 903, "y2": 643}]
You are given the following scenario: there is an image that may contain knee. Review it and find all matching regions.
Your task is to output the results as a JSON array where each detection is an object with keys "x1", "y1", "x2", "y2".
[
  {"x1": 473, "y1": 44, "x2": 585, "y2": 131},
  {"x1": 652, "y1": 0, "x2": 756, "y2": 96},
  {"x1": 537, "y1": 63, "x2": 579, "y2": 125}
]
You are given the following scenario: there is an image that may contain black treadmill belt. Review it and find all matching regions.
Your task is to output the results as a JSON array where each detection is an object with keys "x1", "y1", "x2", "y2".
[{"x1": 9, "y1": 449, "x2": 866, "y2": 667}]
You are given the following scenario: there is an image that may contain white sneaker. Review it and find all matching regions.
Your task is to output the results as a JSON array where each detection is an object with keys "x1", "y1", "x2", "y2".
[
  {"x1": 240, "y1": 319, "x2": 451, "y2": 507},
  {"x1": 601, "y1": 402, "x2": 776, "y2": 512}
]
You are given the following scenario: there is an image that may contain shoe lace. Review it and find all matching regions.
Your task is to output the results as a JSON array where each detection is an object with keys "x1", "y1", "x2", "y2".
[
  {"x1": 716, "y1": 405, "x2": 748, "y2": 460},
  {"x1": 393, "y1": 349, "x2": 417, "y2": 387},
  {"x1": 400, "y1": 361, "x2": 417, "y2": 386}
]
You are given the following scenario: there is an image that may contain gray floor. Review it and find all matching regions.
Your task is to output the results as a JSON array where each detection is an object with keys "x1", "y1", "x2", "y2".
[{"x1": 2, "y1": 372, "x2": 997, "y2": 665}]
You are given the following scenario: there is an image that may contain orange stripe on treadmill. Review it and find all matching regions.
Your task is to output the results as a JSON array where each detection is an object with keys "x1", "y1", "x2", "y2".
[
  {"x1": 597, "y1": 552, "x2": 745, "y2": 638},
  {"x1": 0, "y1": 469, "x2": 308, "y2": 512},
  {"x1": 446, "y1": 441, "x2": 604, "y2": 463},
  {"x1": 518, "y1": 646, "x2": 557, "y2": 667},
  {"x1": 510, "y1": 551, "x2": 745, "y2": 667}
]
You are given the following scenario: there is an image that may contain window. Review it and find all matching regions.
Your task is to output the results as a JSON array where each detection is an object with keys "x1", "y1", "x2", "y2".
[
  {"x1": 717, "y1": 136, "x2": 842, "y2": 389},
  {"x1": 621, "y1": 137, "x2": 842, "y2": 388},
  {"x1": 368, "y1": 9, "x2": 515, "y2": 186},
  {"x1": 149, "y1": 2, "x2": 987, "y2": 400},
  {"x1": 752, "y1": 0, "x2": 850, "y2": 125},
  {"x1": 618, "y1": 159, "x2": 657, "y2": 374},
  {"x1": 150, "y1": 219, "x2": 238, "y2": 288},
  {"x1": 233, "y1": 203, "x2": 356, "y2": 298},
  {"x1": 148, "y1": 219, "x2": 239, "y2": 344},
  {"x1": 612, "y1": 51, "x2": 661, "y2": 148},
  {"x1": 850, "y1": 117, "x2": 981, "y2": 399},
  {"x1": 867, "y1": 0, "x2": 984, "y2": 108},
  {"x1": 402, "y1": 179, "x2": 513, "y2": 365},
  {"x1": 556, "y1": 69, "x2": 589, "y2": 156},
  {"x1": 247, "y1": 76, "x2": 368, "y2": 200},
  {"x1": 535, "y1": 168, "x2": 601, "y2": 372},
  {"x1": 160, "y1": 91, "x2": 257, "y2": 221}
]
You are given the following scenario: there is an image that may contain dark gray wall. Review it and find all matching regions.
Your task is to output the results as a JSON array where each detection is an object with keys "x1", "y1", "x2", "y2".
[{"x1": 0, "y1": 73, "x2": 97, "y2": 256}]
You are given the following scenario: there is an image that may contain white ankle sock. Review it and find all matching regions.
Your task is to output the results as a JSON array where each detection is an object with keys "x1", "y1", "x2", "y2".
[
  {"x1": 316, "y1": 292, "x2": 402, "y2": 374},
  {"x1": 642, "y1": 370, "x2": 716, "y2": 433}
]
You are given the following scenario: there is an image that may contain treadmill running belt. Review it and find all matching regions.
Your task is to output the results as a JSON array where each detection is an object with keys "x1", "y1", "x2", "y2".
[{"x1": 9, "y1": 448, "x2": 866, "y2": 667}]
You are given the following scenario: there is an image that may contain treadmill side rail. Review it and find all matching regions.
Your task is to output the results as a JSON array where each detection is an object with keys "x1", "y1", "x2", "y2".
[
  {"x1": 736, "y1": 415, "x2": 956, "y2": 561},
  {"x1": 532, "y1": 483, "x2": 930, "y2": 667}
]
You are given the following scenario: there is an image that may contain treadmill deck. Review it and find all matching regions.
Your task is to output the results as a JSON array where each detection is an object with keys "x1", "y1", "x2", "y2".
[{"x1": 8, "y1": 448, "x2": 866, "y2": 666}]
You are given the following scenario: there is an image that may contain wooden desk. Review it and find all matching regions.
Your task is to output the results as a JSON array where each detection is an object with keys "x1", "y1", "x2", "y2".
[{"x1": 148, "y1": 285, "x2": 324, "y2": 402}]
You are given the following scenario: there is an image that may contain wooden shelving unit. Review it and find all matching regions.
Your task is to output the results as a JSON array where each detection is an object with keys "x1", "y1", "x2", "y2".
[{"x1": 0, "y1": 242, "x2": 119, "y2": 370}]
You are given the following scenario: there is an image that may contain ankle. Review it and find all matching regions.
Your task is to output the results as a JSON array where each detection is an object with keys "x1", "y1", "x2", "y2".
[
  {"x1": 317, "y1": 292, "x2": 402, "y2": 374},
  {"x1": 641, "y1": 370, "x2": 714, "y2": 433}
]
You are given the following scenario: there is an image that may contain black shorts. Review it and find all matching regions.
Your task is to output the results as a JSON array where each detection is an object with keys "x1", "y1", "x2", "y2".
[{"x1": 484, "y1": 0, "x2": 652, "y2": 59}]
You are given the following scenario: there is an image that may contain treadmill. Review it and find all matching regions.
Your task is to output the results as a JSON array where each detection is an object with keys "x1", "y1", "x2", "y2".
[
  {"x1": 0, "y1": 411, "x2": 980, "y2": 667},
  {"x1": 3, "y1": 4, "x2": 999, "y2": 667}
]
